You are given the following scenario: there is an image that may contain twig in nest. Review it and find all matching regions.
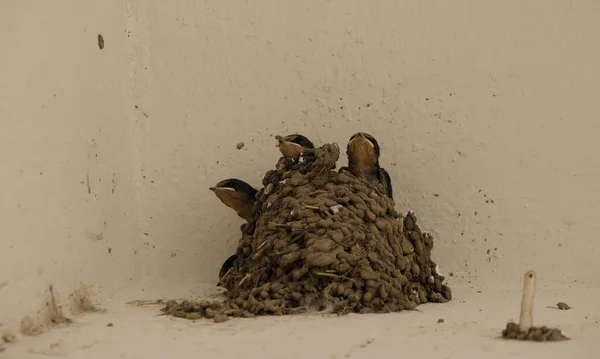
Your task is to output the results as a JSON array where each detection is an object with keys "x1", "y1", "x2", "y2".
[
  {"x1": 268, "y1": 222, "x2": 289, "y2": 228},
  {"x1": 303, "y1": 204, "x2": 320, "y2": 210},
  {"x1": 221, "y1": 267, "x2": 233, "y2": 283},
  {"x1": 237, "y1": 274, "x2": 250, "y2": 287},
  {"x1": 256, "y1": 240, "x2": 268, "y2": 251},
  {"x1": 307, "y1": 190, "x2": 328, "y2": 196},
  {"x1": 316, "y1": 272, "x2": 355, "y2": 282},
  {"x1": 268, "y1": 221, "x2": 303, "y2": 228},
  {"x1": 252, "y1": 267, "x2": 268, "y2": 288},
  {"x1": 253, "y1": 240, "x2": 271, "y2": 258}
]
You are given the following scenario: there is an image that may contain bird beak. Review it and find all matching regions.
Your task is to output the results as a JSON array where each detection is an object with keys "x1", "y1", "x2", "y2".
[
  {"x1": 357, "y1": 133, "x2": 374, "y2": 148},
  {"x1": 210, "y1": 186, "x2": 235, "y2": 192}
]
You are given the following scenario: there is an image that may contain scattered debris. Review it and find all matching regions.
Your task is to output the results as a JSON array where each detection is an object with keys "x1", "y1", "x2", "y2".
[
  {"x1": 20, "y1": 285, "x2": 72, "y2": 336},
  {"x1": 68, "y1": 283, "x2": 105, "y2": 314},
  {"x1": 557, "y1": 302, "x2": 571, "y2": 310},
  {"x1": 236, "y1": 142, "x2": 245, "y2": 150},
  {"x1": 97, "y1": 34, "x2": 104, "y2": 49},
  {"x1": 213, "y1": 314, "x2": 229, "y2": 323},
  {"x1": 106, "y1": 323, "x2": 113, "y2": 327},
  {"x1": 437, "y1": 318, "x2": 444, "y2": 323},
  {"x1": 47, "y1": 285, "x2": 71, "y2": 325},
  {"x1": 2, "y1": 333, "x2": 16, "y2": 343},
  {"x1": 359, "y1": 338, "x2": 374, "y2": 348},
  {"x1": 502, "y1": 322, "x2": 568, "y2": 341}
]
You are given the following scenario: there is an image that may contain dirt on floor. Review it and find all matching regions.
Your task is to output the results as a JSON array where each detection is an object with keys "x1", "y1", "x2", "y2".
[{"x1": 501, "y1": 322, "x2": 569, "y2": 342}]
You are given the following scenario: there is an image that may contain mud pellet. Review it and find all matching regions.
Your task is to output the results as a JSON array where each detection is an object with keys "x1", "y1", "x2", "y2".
[
  {"x1": 418, "y1": 290, "x2": 427, "y2": 303},
  {"x1": 173, "y1": 311, "x2": 187, "y2": 318},
  {"x1": 363, "y1": 279, "x2": 377, "y2": 289},
  {"x1": 404, "y1": 216, "x2": 415, "y2": 230},
  {"x1": 413, "y1": 240, "x2": 424, "y2": 255},
  {"x1": 395, "y1": 257, "x2": 408, "y2": 271},
  {"x1": 214, "y1": 314, "x2": 229, "y2": 323},
  {"x1": 204, "y1": 308, "x2": 215, "y2": 318},
  {"x1": 243, "y1": 311, "x2": 256, "y2": 318},
  {"x1": 186, "y1": 313, "x2": 202, "y2": 320},
  {"x1": 401, "y1": 240, "x2": 414, "y2": 255},
  {"x1": 360, "y1": 270, "x2": 380, "y2": 280},
  {"x1": 379, "y1": 285, "x2": 388, "y2": 299},
  {"x1": 164, "y1": 300, "x2": 177, "y2": 311},
  {"x1": 198, "y1": 300, "x2": 211, "y2": 308}
]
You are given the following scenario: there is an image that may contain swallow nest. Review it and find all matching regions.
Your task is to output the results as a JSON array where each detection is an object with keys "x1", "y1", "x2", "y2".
[{"x1": 161, "y1": 143, "x2": 452, "y2": 322}]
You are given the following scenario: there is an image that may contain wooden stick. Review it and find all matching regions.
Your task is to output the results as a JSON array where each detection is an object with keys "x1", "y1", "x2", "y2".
[
  {"x1": 237, "y1": 274, "x2": 250, "y2": 287},
  {"x1": 315, "y1": 272, "x2": 355, "y2": 282},
  {"x1": 519, "y1": 270, "x2": 536, "y2": 331},
  {"x1": 303, "y1": 204, "x2": 320, "y2": 210}
]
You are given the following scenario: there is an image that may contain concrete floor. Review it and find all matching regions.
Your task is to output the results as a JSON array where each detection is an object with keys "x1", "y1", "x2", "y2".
[{"x1": 5, "y1": 285, "x2": 599, "y2": 359}]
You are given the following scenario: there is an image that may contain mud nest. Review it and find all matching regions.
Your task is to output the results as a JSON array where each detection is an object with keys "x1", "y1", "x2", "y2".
[
  {"x1": 501, "y1": 322, "x2": 569, "y2": 342},
  {"x1": 161, "y1": 142, "x2": 452, "y2": 322}
]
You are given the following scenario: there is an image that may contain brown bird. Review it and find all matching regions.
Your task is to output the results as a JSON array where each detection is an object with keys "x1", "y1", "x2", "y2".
[
  {"x1": 210, "y1": 178, "x2": 257, "y2": 287},
  {"x1": 377, "y1": 167, "x2": 394, "y2": 200},
  {"x1": 276, "y1": 134, "x2": 315, "y2": 160},
  {"x1": 209, "y1": 178, "x2": 257, "y2": 221},
  {"x1": 217, "y1": 253, "x2": 238, "y2": 287},
  {"x1": 343, "y1": 132, "x2": 394, "y2": 200}
]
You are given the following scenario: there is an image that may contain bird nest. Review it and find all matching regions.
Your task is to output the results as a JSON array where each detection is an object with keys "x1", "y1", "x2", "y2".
[{"x1": 160, "y1": 142, "x2": 452, "y2": 322}]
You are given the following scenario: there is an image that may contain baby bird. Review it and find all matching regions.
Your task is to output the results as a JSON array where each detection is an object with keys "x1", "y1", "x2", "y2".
[
  {"x1": 346, "y1": 132, "x2": 381, "y2": 179},
  {"x1": 378, "y1": 167, "x2": 394, "y2": 200},
  {"x1": 343, "y1": 132, "x2": 394, "y2": 200},
  {"x1": 209, "y1": 178, "x2": 258, "y2": 221},
  {"x1": 210, "y1": 178, "x2": 257, "y2": 287},
  {"x1": 276, "y1": 134, "x2": 315, "y2": 160},
  {"x1": 217, "y1": 253, "x2": 238, "y2": 287}
]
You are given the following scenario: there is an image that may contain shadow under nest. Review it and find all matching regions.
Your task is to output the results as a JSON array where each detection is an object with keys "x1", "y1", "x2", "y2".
[{"x1": 161, "y1": 142, "x2": 452, "y2": 322}]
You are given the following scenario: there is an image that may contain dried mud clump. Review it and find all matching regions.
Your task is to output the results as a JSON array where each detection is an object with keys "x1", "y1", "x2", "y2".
[
  {"x1": 501, "y1": 322, "x2": 569, "y2": 342},
  {"x1": 162, "y1": 143, "x2": 452, "y2": 321}
]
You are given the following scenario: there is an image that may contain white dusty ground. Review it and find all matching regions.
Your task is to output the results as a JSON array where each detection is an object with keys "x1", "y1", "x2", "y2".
[
  {"x1": 6, "y1": 285, "x2": 600, "y2": 359},
  {"x1": 2, "y1": 0, "x2": 600, "y2": 358}
]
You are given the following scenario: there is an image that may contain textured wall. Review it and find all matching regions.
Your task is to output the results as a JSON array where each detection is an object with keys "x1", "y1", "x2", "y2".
[
  {"x1": 1, "y1": 0, "x2": 599, "y2": 339},
  {"x1": 0, "y1": 0, "x2": 142, "y2": 331}
]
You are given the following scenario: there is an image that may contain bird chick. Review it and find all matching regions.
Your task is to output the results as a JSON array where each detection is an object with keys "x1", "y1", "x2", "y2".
[
  {"x1": 217, "y1": 253, "x2": 238, "y2": 287},
  {"x1": 377, "y1": 167, "x2": 394, "y2": 200},
  {"x1": 344, "y1": 132, "x2": 394, "y2": 200},
  {"x1": 276, "y1": 134, "x2": 315, "y2": 160},
  {"x1": 346, "y1": 132, "x2": 381, "y2": 180},
  {"x1": 209, "y1": 178, "x2": 257, "y2": 221}
]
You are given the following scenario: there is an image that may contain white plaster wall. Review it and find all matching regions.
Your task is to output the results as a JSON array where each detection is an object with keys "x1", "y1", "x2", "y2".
[
  {"x1": 0, "y1": 0, "x2": 143, "y2": 331},
  {"x1": 1, "y1": 0, "x2": 599, "y2": 340}
]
